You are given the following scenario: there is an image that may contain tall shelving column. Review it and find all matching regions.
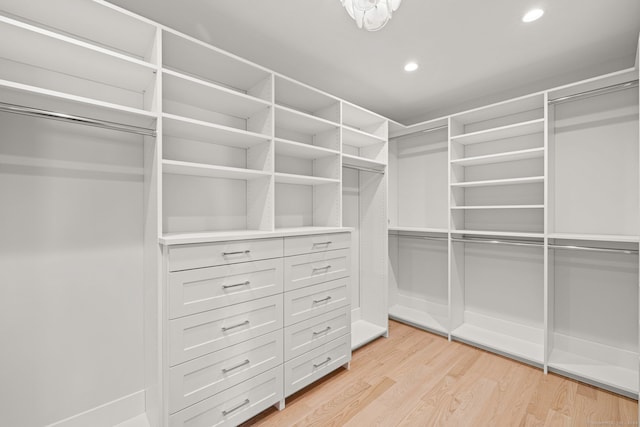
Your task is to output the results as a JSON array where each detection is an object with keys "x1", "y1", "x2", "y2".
[{"x1": 341, "y1": 102, "x2": 389, "y2": 349}]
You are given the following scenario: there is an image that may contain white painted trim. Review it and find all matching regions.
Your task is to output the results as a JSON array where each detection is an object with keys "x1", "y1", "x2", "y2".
[{"x1": 45, "y1": 390, "x2": 145, "y2": 427}]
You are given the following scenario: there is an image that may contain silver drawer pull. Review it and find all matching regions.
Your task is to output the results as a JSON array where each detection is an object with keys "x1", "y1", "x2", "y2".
[
  {"x1": 222, "y1": 399, "x2": 250, "y2": 416},
  {"x1": 222, "y1": 359, "x2": 250, "y2": 373},
  {"x1": 221, "y1": 320, "x2": 250, "y2": 331},
  {"x1": 222, "y1": 250, "x2": 250, "y2": 256},
  {"x1": 312, "y1": 241, "x2": 332, "y2": 246},
  {"x1": 312, "y1": 326, "x2": 332, "y2": 335},
  {"x1": 312, "y1": 265, "x2": 331, "y2": 271},
  {"x1": 222, "y1": 281, "x2": 250, "y2": 289},
  {"x1": 313, "y1": 296, "x2": 332, "y2": 304},
  {"x1": 313, "y1": 357, "x2": 332, "y2": 368}
]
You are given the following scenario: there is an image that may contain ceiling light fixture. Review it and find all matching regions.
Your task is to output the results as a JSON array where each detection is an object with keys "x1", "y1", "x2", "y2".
[
  {"x1": 340, "y1": 0, "x2": 402, "y2": 31},
  {"x1": 404, "y1": 62, "x2": 418, "y2": 72},
  {"x1": 522, "y1": 8, "x2": 544, "y2": 23}
]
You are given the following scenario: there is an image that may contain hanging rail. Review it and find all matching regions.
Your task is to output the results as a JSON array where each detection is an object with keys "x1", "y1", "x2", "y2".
[
  {"x1": 548, "y1": 79, "x2": 639, "y2": 104},
  {"x1": 0, "y1": 102, "x2": 157, "y2": 137},
  {"x1": 342, "y1": 164, "x2": 385, "y2": 174},
  {"x1": 451, "y1": 237, "x2": 543, "y2": 248},
  {"x1": 548, "y1": 244, "x2": 638, "y2": 255}
]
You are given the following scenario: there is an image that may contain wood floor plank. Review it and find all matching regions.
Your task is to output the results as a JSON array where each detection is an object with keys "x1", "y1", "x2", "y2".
[{"x1": 244, "y1": 321, "x2": 638, "y2": 426}]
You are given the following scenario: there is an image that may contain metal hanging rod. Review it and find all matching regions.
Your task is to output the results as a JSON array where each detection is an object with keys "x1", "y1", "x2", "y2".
[
  {"x1": 549, "y1": 244, "x2": 638, "y2": 255},
  {"x1": 548, "y1": 79, "x2": 639, "y2": 104},
  {"x1": 342, "y1": 164, "x2": 385, "y2": 174},
  {"x1": 391, "y1": 124, "x2": 448, "y2": 141},
  {"x1": 0, "y1": 102, "x2": 157, "y2": 137},
  {"x1": 394, "y1": 234, "x2": 449, "y2": 242},
  {"x1": 451, "y1": 237, "x2": 543, "y2": 248}
]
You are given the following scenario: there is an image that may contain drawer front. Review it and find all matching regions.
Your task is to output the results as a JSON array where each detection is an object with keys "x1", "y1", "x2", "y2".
[
  {"x1": 168, "y1": 258, "x2": 283, "y2": 319},
  {"x1": 284, "y1": 278, "x2": 350, "y2": 326},
  {"x1": 168, "y1": 238, "x2": 283, "y2": 272},
  {"x1": 169, "y1": 331, "x2": 283, "y2": 414},
  {"x1": 284, "y1": 334, "x2": 351, "y2": 397},
  {"x1": 284, "y1": 249, "x2": 350, "y2": 291},
  {"x1": 284, "y1": 232, "x2": 351, "y2": 257},
  {"x1": 169, "y1": 367, "x2": 283, "y2": 427},
  {"x1": 284, "y1": 306, "x2": 350, "y2": 361},
  {"x1": 169, "y1": 295, "x2": 283, "y2": 366}
]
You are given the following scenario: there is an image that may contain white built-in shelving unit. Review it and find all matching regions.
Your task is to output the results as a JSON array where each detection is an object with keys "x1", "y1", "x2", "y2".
[{"x1": 388, "y1": 67, "x2": 640, "y2": 398}]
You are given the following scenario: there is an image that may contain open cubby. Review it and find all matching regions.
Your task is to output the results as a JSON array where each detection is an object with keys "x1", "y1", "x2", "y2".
[
  {"x1": 274, "y1": 182, "x2": 340, "y2": 229},
  {"x1": 274, "y1": 75, "x2": 339, "y2": 123}
]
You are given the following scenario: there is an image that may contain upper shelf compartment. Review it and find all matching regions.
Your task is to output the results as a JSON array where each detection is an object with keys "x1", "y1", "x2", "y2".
[
  {"x1": 342, "y1": 102, "x2": 387, "y2": 139},
  {"x1": 0, "y1": 15, "x2": 157, "y2": 111},
  {"x1": 0, "y1": 0, "x2": 157, "y2": 62},
  {"x1": 162, "y1": 30, "x2": 272, "y2": 102},
  {"x1": 275, "y1": 75, "x2": 340, "y2": 123}
]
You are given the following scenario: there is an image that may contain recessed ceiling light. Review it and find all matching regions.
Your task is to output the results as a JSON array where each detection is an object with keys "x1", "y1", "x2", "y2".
[
  {"x1": 404, "y1": 62, "x2": 418, "y2": 72},
  {"x1": 522, "y1": 8, "x2": 544, "y2": 23}
]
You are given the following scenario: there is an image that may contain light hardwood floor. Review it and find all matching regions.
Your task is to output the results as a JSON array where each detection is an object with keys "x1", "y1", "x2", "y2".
[{"x1": 243, "y1": 320, "x2": 638, "y2": 426}]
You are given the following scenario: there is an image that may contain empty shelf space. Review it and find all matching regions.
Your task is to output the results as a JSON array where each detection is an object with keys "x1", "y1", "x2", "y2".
[
  {"x1": 451, "y1": 119, "x2": 544, "y2": 145},
  {"x1": 0, "y1": 79, "x2": 157, "y2": 130},
  {"x1": 275, "y1": 105, "x2": 339, "y2": 135},
  {"x1": 163, "y1": 70, "x2": 271, "y2": 119},
  {"x1": 342, "y1": 102, "x2": 386, "y2": 130},
  {"x1": 451, "y1": 323, "x2": 544, "y2": 365},
  {"x1": 451, "y1": 230, "x2": 544, "y2": 239},
  {"x1": 275, "y1": 138, "x2": 339, "y2": 159},
  {"x1": 342, "y1": 154, "x2": 386, "y2": 171},
  {"x1": 388, "y1": 304, "x2": 448, "y2": 335},
  {"x1": 163, "y1": 159, "x2": 271, "y2": 180},
  {"x1": 274, "y1": 172, "x2": 340, "y2": 186},
  {"x1": 549, "y1": 349, "x2": 638, "y2": 396},
  {"x1": 162, "y1": 114, "x2": 270, "y2": 147},
  {"x1": 0, "y1": 15, "x2": 156, "y2": 93},
  {"x1": 274, "y1": 75, "x2": 339, "y2": 121},
  {"x1": 451, "y1": 176, "x2": 544, "y2": 188},
  {"x1": 351, "y1": 320, "x2": 387, "y2": 350},
  {"x1": 451, "y1": 147, "x2": 544, "y2": 167},
  {"x1": 342, "y1": 125, "x2": 386, "y2": 147},
  {"x1": 451, "y1": 205, "x2": 544, "y2": 210},
  {"x1": 548, "y1": 233, "x2": 640, "y2": 243}
]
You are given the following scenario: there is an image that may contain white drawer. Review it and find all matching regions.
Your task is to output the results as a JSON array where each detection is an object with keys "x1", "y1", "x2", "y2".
[
  {"x1": 169, "y1": 294, "x2": 283, "y2": 366},
  {"x1": 168, "y1": 258, "x2": 283, "y2": 319},
  {"x1": 284, "y1": 334, "x2": 351, "y2": 397},
  {"x1": 284, "y1": 249, "x2": 350, "y2": 291},
  {"x1": 169, "y1": 367, "x2": 283, "y2": 427},
  {"x1": 169, "y1": 331, "x2": 283, "y2": 414},
  {"x1": 168, "y1": 238, "x2": 283, "y2": 272},
  {"x1": 284, "y1": 278, "x2": 350, "y2": 326},
  {"x1": 284, "y1": 232, "x2": 351, "y2": 257},
  {"x1": 284, "y1": 306, "x2": 350, "y2": 361}
]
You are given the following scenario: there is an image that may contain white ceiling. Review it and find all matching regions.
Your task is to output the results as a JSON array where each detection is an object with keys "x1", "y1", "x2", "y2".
[{"x1": 107, "y1": 0, "x2": 639, "y2": 125}]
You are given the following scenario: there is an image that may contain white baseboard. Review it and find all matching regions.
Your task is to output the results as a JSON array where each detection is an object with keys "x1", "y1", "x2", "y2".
[{"x1": 46, "y1": 390, "x2": 146, "y2": 427}]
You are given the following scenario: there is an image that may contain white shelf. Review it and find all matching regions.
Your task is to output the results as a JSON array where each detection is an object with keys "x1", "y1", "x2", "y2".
[
  {"x1": 549, "y1": 349, "x2": 638, "y2": 396},
  {"x1": 342, "y1": 102, "x2": 385, "y2": 130},
  {"x1": 163, "y1": 114, "x2": 270, "y2": 148},
  {"x1": 451, "y1": 93, "x2": 543, "y2": 125},
  {"x1": 0, "y1": 15, "x2": 156, "y2": 93},
  {"x1": 351, "y1": 320, "x2": 387, "y2": 350},
  {"x1": 388, "y1": 226, "x2": 448, "y2": 234},
  {"x1": 275, "y1": 138, "x2": 339, "y2": 159},
  {"x1": 342, "y1": 154, "x2": 387, "y2": 171},
  {"x1": 163, "y1": 70, "x2": 270, "y2": 119},
  {"x1": 451, "y1": 205, "x2": 544, "y2": 210},
  {"x1": 163, "y1": 159, "x2": 271, "y2": 180},
  {"x1": 275, "y1": 105, "x2": 339, "y2": 135},
  {"x1": 451, "y1": 323, "x2": 544, "y2": 365},
  {"x1": 451, "y1": 147, "x2": 544, "y2": 167},
  {"x1": 388, "y1": 304, "x2": 448, "y2": 335},
  {"x1": 451, "y1": 118, "x2": 544, "y2": 145},
  {"x1": 274, "y1": 75, "x2": 338, "y2": 119},
  {"x1": 160, "y1": 226, "x2": 353, "y2": 246},
  {"x1": 274, "y1": 172, "x2": 340, "y2": 186},
  {"x1": 451, "y1": 230, "x2": 544, "y2": 239},
  {"x1": 548, "y1": 233, "x2": 640, "y2": 243},
  {"x1": 451, "y1": 176, "x2": 544, "y2": 188},
  {"x1": 0, "y1": 79, "x2": 157, "y2": 129},
  {"x1": 342, "y1": 125, "x2": 386, "y2": 147}
]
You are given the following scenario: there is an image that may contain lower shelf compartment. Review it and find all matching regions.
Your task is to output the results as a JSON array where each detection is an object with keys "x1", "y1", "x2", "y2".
[
  {"x1": 351, "y1": 319, "x2": 387, "y2": 350},
  {"x1": 451, "y1": 321, "x2": 544, "y2": 366},
  {"x1": 388, "y1": 304, "x2": 448, "y2": 335}
]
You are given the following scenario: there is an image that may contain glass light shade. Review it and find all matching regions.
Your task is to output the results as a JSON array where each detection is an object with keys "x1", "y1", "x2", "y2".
[{"x1": 340, "y1": 0, "x2": 401, "y2": 31}]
